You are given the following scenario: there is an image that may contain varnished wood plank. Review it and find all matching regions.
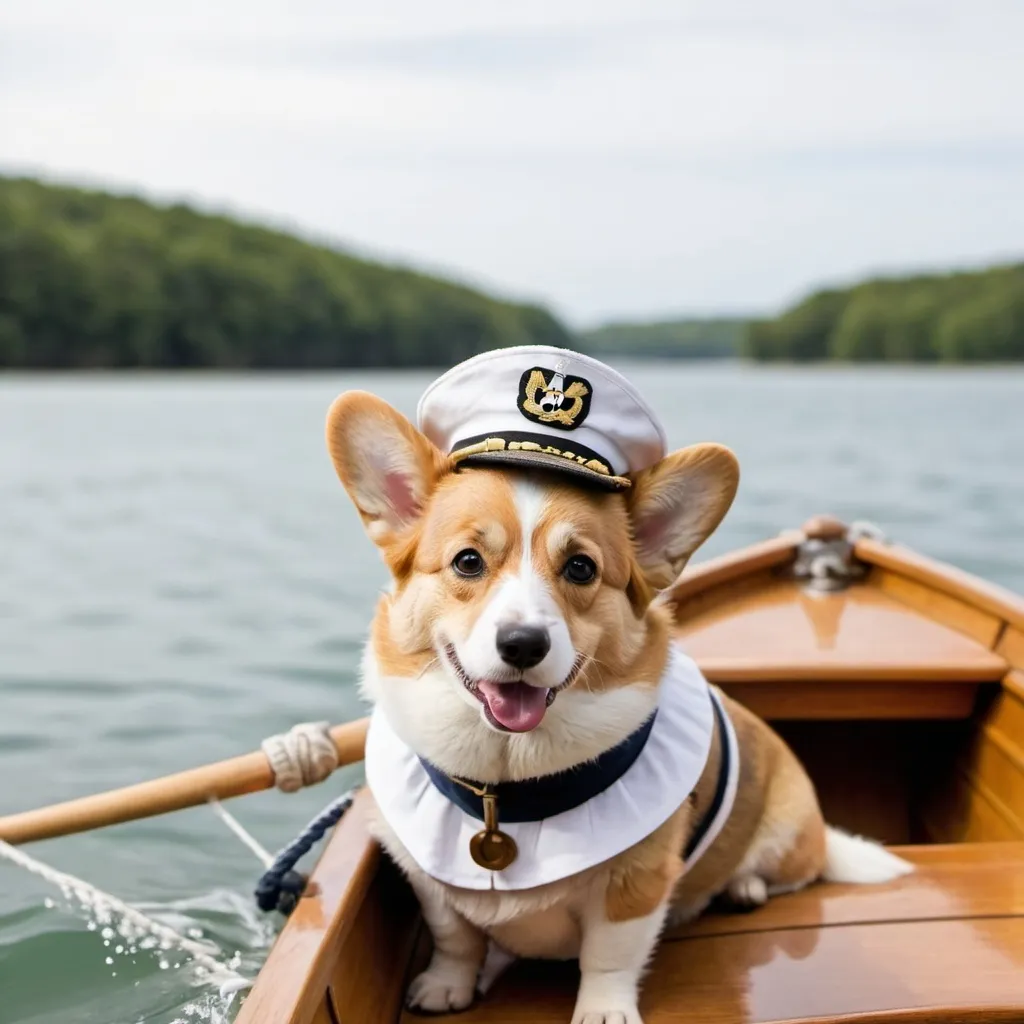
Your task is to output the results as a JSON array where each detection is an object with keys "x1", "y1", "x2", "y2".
[
  {"x1": 678, "y1": 579, "x2": 1007, "y2": 688},
  {"x1": 1005, "y1": 670, "x2": 1024, "y2": 703},
  {"x1": 959, "y1": 735, "x2": 1024, "y2": 836},
  {"x1": 874, "y1": 568, "x2": 1004, "y2": 647},
  {"x1": 399, "y1": 845, "x2": 1024, "y2": 1024},
  {"x1": 998, "y1": 630, "x2": 1024, "y2": 671},
  {"x1": 666, "y1": 534, "x2": 802, "y2": 606},
  {"x1": 984, "y1": 681, "x2": 1024, "y2": 743},
  {"x1": 855, "y1": 538, "x2": 1024, "y2": 633},
  {"x1": 309, "y1": 1002, "x2": 334, "y2": 1024},
  {"x1": 418, "y1": 917, "x2": 1024, "y2": 1024},
  {"x1": 921, "y1": 765, "x2": 1024, "y2": 843},
  {"x1": 326, "y1": 858, "x2": 419, "y2": 1024},
  {"x1": 234, "y1": 792, "x2": 380, "y2": 1024},
  {"x1": 673, "y1": 842, "x2": 1024, "y2": 939},
  {"x1": 723, "y1": 680, "x2": 979, "y2": 720}
]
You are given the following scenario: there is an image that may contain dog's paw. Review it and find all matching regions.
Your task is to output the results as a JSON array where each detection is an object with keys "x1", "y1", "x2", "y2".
[
  {"x1": 406, "y1": 961, "x2": 477, "y2": 1014},
  {"x1": 726, "y1": 875, "x2": 768, "y2": 908},
  {"x1": 571, "y1": 1008, "x2": 643, "y2": 1024}
]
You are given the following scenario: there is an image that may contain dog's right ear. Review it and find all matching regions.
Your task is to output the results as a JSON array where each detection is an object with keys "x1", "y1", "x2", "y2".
[{"x1": 325, "y1": 391, "x2": 449, "y2": 547}]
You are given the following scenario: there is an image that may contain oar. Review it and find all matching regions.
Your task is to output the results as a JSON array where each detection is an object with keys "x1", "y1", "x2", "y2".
[{"x1": 0, "y1": 718, "x2": 369, "y2": 846}]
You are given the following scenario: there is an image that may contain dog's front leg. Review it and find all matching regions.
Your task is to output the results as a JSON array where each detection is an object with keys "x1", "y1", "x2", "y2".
[
  {"x1": 406, "y1": 877, "x2": 487, "y2": 1014},
  {"x1": 571, "y1": 898, "x2": 669, "y2": 1024}
]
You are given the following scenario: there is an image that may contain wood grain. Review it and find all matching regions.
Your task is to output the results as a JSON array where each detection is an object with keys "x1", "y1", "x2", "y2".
[
  {"x1": 398, "y1": 844, "x2": 1024, "y2": 1024},
  {"x1": 855, "y1": 538, "x2": 1024, "y2": 633},
  {"x1": 874, "y1": 568, "x2": 1004, "y2": 647},
  {"x1": 666, "y1": 533, "x2": 802, "y2": 607},
  {"x1": 415, "y1": 918, "x2": 1024, "y2": 1024},
  {"x1": 234, "y1": 790, "x2": 380, "y2": 1024},
  {"x1": 673, "y1": 841, "x2": 1024, "y2": 938},
  {"x1": 722, "y1": 680, "x2": 981, "y2": 720},
  {"x1": 921, "y1": 765, "x2": 1024, "y2": 843},
  {"x1": 325, "y1": 857, "x2": 419, "y2": 1024},
  {"x1": 676, "y1": 579, "x2": 1007, "y2": 686},
  {"x1": 998, "y1": 629, "x2": 1024, "y2": 670}
]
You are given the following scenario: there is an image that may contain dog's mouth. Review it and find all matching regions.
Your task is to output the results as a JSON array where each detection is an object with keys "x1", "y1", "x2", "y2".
[{"x1": 442, "y1": 643, "x2": 584, "y2": 733}]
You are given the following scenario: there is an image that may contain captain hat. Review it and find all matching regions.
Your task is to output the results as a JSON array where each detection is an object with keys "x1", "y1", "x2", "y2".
[{"x1": 416, "y1": 345, "x2": 668, "y2": 490}]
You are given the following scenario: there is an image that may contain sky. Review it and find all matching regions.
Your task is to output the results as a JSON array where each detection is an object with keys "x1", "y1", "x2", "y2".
[{"x1": 2, "y1": 0, "x2": 1023, "y2": 327}]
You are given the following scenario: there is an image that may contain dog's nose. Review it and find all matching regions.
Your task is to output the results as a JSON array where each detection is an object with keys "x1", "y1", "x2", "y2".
[{"x1": 496, "y1": 624, "x2": 551, "y2": 670}]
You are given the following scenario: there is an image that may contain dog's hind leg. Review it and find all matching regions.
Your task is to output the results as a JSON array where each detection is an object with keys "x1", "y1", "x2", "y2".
[
  {"x1": 477, "y1": 940, "x2": 516, "y2": 996},
  {"x1": 724, "y1": 749, "x2": 827, "y2": 910}
]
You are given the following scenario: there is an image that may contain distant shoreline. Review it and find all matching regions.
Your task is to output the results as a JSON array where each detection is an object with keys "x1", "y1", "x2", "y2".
[{"x1": 3, "y1": 176, "x2": 1021, "y2": 369}]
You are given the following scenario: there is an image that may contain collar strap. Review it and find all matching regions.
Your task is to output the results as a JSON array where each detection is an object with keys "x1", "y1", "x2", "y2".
[
  {"x1": 684, "y1": 688, "x2": 733, "y2": 860},
  {"x1": 420, "y1": 711, "x2": 657, "y2": 823}
]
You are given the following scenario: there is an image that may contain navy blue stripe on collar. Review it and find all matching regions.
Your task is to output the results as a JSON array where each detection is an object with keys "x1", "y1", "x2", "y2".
[
  {"x1": 419, "y1": 711, "x2": 657, "y2": 824},
  {"x1": 684, "y1": 691, "x2": 730, "y2": 859}
]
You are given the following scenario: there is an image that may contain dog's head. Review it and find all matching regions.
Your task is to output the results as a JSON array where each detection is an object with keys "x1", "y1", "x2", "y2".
[{"x1": 326, "y1": 391, "x2": 738, "y2": 777}]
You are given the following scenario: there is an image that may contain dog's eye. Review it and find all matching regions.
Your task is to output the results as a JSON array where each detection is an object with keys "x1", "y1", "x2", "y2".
[
  {"x1": 452, "y1": 549, "x2": 485, "y2": 577},
  {"x1": 562, "y1": 555, "x2": 597, "y2": 584}
]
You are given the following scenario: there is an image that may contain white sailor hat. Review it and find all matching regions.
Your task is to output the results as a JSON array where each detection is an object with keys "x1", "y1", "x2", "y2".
[{"x1": 417, "y1": 345, "x2": 667, "y2": 490}]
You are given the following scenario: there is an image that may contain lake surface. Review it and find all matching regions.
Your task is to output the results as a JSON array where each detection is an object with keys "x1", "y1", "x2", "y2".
[{"x1": 1, "y1": 363, "x2": 1023, "y2": 1023}]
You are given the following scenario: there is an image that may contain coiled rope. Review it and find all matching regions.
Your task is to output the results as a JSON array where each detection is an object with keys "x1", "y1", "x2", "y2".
[{"x1": 252, "y1": 789, "x2": 358, "y2": 915}]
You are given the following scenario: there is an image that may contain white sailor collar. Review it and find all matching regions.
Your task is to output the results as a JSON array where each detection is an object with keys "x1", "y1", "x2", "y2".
[{"x1": 365, "y1": 644, "x2": 739, "y2": 891}]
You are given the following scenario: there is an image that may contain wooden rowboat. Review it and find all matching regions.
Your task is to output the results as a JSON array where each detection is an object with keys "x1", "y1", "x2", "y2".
[{"x1": 235, "y1": 516, "x2": 1024, "y2": 1024}]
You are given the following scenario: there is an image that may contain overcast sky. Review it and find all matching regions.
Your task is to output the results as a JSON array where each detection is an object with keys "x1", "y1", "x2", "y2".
[{"x1": 2, "y1": 1, "x2": 1022, "y2": 326}]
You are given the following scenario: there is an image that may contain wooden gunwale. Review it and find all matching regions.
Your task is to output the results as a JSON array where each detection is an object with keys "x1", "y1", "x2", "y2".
[
  {"x1": 853, "y1": 538, "x2": 1024, "y2": 637},
  {"x1": 234, "y1": 790, "x2": 381, "y2": 1024}
]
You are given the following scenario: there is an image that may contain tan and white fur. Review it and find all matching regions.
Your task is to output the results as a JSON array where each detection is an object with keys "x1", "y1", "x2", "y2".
[{"x1": 326, "y1": 391, "x2": 912, "y2": 1024}]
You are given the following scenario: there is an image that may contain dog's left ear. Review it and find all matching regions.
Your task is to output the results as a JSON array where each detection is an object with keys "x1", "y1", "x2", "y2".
[{"x1": 627, "y1": 444, "x2": 739, "y2": 590}]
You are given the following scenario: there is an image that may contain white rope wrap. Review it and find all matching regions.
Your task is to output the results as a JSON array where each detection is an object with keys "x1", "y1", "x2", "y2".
[{"x1": 261, "y1": 721, "x2": 339, "y2": 793}]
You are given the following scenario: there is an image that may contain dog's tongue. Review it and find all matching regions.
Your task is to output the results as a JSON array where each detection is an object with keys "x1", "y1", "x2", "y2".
[{"x1": 477, "y1": 681, "x2": 550, "y2": 732}]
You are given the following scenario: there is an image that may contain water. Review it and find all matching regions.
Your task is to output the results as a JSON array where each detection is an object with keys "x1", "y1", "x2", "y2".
[{"x1": 1, "y1": 363, "x2": 1023, "y2": 1023}]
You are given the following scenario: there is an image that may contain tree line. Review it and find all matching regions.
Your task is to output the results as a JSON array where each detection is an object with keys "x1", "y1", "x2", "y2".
[
  {"x1": 745, "y1": 263, "x2": 1024, "y2": 362},
  {"x1": 0, "y1": 176, "x2": 570, "y2": 369}
]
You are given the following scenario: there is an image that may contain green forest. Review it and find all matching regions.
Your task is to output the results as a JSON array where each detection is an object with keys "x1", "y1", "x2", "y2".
[
  {"x1": 3, "y1": 175, "x2": 1022, "y2": 368},
  {"x1": 578, "y1": 318, "x2": 744, "y2": 359},
  {"x1": 0, "y1": 176, "x2": 569, "y2": 369},
  {"x1": 746, "y1": 263, "x2": 1024, "y2": 362}
]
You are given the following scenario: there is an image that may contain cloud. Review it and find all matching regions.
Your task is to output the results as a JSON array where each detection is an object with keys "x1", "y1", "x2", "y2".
[{"x1": 1, "y1": 0, "x2": 1023, "y2": 323}]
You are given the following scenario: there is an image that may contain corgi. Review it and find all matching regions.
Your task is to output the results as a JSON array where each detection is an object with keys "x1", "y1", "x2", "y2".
[{"x1": 325, "y1": 347, "x2": 912, "y2": 1024}]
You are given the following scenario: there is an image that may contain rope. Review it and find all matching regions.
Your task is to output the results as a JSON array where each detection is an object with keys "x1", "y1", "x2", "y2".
[
  {"x1": 0, "y1": 838, "x2": 250, "y2": 997},
  {"x1": 261, "y1": 721, "x2": 339, "y2": 793},
  {"x1": 207, "y1": 798, "x2": 274, "y2": 868},
  {"x1": 253, "y1": 788, "x2": 358, "y2": 915}
]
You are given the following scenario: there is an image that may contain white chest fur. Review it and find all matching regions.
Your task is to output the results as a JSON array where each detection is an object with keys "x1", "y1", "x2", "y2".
[{"x1": 365, "y1": 644, "x2": 730, "y2": 891}]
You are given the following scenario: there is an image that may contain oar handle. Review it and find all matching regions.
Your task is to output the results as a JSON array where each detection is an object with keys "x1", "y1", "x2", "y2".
[{"x1": 0, "y1": 718, "x2": 369, "y2": 846}]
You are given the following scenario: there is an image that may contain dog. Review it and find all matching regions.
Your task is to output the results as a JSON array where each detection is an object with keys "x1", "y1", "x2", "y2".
[{"x1": 325, "y1": 346, "x2": 912, "y2": 1024}]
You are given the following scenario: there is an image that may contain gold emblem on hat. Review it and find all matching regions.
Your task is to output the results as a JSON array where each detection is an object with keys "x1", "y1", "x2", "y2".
[
  {"x1": 519, "y1": 368, "x2": 591, "y2": 430},
  {"x1": 451, "y1": 778, "x2": 518, "y2": 871}
]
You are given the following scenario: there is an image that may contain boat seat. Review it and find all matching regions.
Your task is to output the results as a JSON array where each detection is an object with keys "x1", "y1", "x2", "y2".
[
  {"x1": 420, "y1": 842, "x2": 1024, "y2": 1024},
  {"x1": 675, "y1": 579, "x2": 1008, "y2": 720}
]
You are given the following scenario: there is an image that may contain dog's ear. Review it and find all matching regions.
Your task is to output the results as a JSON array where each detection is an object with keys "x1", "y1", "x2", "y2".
[
  {"x1": 627, "y1": 443, "x2": 739, "y2": 590},
  {"x1": 326, "y1": 391, "x2": 448, "y2": 547}
]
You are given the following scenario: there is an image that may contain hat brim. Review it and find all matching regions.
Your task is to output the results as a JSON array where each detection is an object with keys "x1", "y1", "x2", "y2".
[{"x1": 455, "y1": 449, "x2": 631, "y2": 491}]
